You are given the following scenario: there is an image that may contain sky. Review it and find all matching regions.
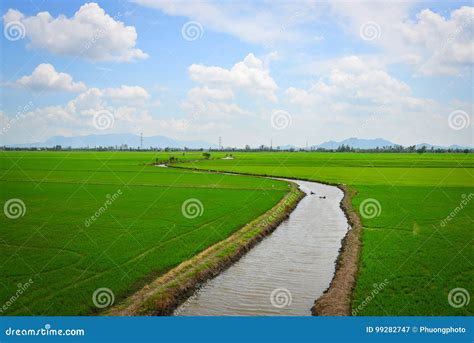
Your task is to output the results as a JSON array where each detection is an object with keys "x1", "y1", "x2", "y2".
[{"x1": 0, "y1": 0, "x2": 473, "y2": 148}]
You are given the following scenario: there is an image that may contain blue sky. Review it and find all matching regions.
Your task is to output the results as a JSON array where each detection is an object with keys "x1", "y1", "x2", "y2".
[{"x1": 1, "y1": 0, "x2": 473, "y2": 147}]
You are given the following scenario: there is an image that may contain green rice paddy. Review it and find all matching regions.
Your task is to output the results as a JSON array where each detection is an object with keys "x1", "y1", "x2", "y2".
[
  {"x1": 175, "y1": 152, "x2": 474, "y2": 316},
  {"x1": 1, "y1": 151, "x2": 472, "y2": 316},
  {"x1": 0, "y1": 151, "x2": 288, "y2": 315}
]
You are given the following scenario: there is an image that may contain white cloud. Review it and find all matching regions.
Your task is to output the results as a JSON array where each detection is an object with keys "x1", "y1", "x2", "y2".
[
  {"x1": 14, "y1": 63, "x2": 86, "y2": 92},
  {"x1": 189, "y1": 53, "x2": 278, "y2": 101},
  {"x1": 60, "y1": 85, "x2": 150, "y2": 112},
  {"x1": 186, "y1": 86, "x2": 234, "y2": 101},
  {"x1": 284, "y1": 55, "x2": 472, "y2": 146},
  {"x1": 0, "y1": 84, "x2": 205, "y2": 144},
  {"x1": 181, "y1": 55, "x2": 276, "y2": 131},
  {"x1": 398, "y1": 7, "x2": 474, "y2": 76},
  {"x1": 132, "y1": 0, "x2": 315, "y2": 45},
  {"x1": 286, "y1": 56, "x2": 411, "y2": 107},
  {"x1": 182, "y1": 87, "x2": 247, "y2": 120},
  {"x1": 103, "y1": 85, "x2": 150, "y2": 104},
  {"x1": 330, "y1": 3, "x2": 474, "y2": 76},
  {"x1": 2, "y1": 3, "x2": 148, "y2": 62}
]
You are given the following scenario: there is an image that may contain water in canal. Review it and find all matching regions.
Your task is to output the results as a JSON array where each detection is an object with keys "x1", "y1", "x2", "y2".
[{"x1": 174, "y1": 179, "x2": 349, "y2": 316}]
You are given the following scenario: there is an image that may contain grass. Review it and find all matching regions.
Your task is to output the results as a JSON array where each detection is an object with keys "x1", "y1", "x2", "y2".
[
  {"x1": 2, "y1": 150, "x2": 472, "y2": 316},
  {"x1": 0, "y1": 151, "x2": 290, "y2": 315},
  {"x1": 107, "y1": 182, "x2": 304, "y2": 316},
  {"x1": 172, "y1": 151, "x2": 474, "y2": 316}
]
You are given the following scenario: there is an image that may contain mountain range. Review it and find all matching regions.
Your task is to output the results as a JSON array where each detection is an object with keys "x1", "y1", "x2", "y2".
[
  {"x1": 313, "y1": 137, "x2": 471, "y2": 150},
  {"x1": 5, "y1": 135, "x2": 472, "y2": 150},
  {"x1": 7, "y1": 134, "x2": 218, "y2": 149},
  {"x1": 314, "y1": 137, "x2": 395, "y2": 150}
]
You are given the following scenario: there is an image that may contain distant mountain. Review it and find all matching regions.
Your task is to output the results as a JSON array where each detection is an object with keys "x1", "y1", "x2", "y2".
[
  {"x1": 6, "y1": 134, "x2": 472, "y2": 150},
  {"x1": 7, "y1": 134, "x2": 218, "y2": 149},
  {"x1": 315, "y1": 137, "x2": 397, "y2": 150},
  {"x1": 312, "y1": 138, "x2": 472, "y2": 150}
]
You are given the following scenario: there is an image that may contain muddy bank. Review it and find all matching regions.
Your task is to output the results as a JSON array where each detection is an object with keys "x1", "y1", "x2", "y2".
[
  {"x1": 174, "y1": 179, "x2": 349, "y2": 316},
  {"x1": 170, "y1": 165, "x2": 363, "y2": 316},
  {"x1": 311, "y1": 185, "x2": 361, "y2": 316},
  {"x1": 106, "y1": 182, "x2": 304, "y2": 316}
]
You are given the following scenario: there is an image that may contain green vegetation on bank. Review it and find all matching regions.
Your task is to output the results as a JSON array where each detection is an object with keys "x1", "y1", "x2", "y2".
[
  {"x1": 0, "y1": 151, "x2": 289, "y2": 315},
  {"x1": 173, "y1": 152, "x2": 473, "y2": 316}
]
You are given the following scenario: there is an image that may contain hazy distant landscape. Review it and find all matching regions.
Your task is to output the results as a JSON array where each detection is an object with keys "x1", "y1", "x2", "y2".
[{"x1": 4, "y1": 134, "x2": 472, "y2": 151}]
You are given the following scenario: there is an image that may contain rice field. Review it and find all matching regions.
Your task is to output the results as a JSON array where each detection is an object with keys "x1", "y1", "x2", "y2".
[
  {"x1": 0, "y1": 151, "x2": 289, "y2": 315},
  {"x1": 1, "y1": 150, "x2": 472, "y2": 316},
  {"x1": 175, "y1": 151, "x2": 474, "y2": 316}
]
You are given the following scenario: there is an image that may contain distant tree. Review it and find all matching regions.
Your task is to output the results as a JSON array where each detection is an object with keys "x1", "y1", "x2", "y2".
[
  {"x1": 417, "y1": 146, "x2": 427, "y2": 154},
  {"x1": 202, "y1": 152, "x2": 211, "y2": 159}
]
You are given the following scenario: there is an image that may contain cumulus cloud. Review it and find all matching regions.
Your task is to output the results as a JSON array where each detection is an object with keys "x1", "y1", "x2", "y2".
[
  {"x1": 189, "y1": 53, "x2": 278, "y2": 101},
  {"x1": 0, "y1": 83, "x2": 208, "y2": 145},
  {"x1": 283, "y1": 55, "x2": 473, "y2": 146},
  {"x1": 286, "y1": 56, "x2": 411, "y2": 107},
  {"x1": 66, "y1": 85, "x2": 150, "y2": 111},
  {"x1": 2, "y1": 3, "x2": 148, "y2": 62},
  {"x1": 14, "y1": 63, "x2": 86, "y2": 92},
  {"x1": 182, "y1": 86, "x2": 247, "y2": 120},
  {"x1": 103, "y1": 85, "x2": 150, "y2": 104},
  {"x1": 330, "y1": 3, "x2": 474, "y2": 76},
  {"x1": 0, "y1": 87, "x2": 152, "y2": 144},
  {"x1": 398, "y1": 7, "x2": 474, "y2": 76}
]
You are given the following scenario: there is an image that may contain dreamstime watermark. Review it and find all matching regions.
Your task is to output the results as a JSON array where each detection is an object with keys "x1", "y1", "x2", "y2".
[
  {"x1": 279, "y1": 11, "x2": 302, "y2": 33},
  {"x1": 359, "y1": 198, "x2": 382, "y2": 219},
  {"x1": 83, "y1": 12, "x2": 124, "y2": 52},
  {"x1": 261, "y1": 191, "x2": 300, "y2": 227},
  {"x1": 4, "y1": 21, "x2": 26, "y2": 41},
  {"x1": 418, "y1": 15, "x2": 474, "y2": 74},
  {"x1": 181, "y1": 21, "x2": 204, "y2": 41},
  {"x1": 356, "y1": 102, "x2": 387, "y2": 136},
  {"x1": 174, "y1": 279, "x2": 211, "y2": 315},
  {"x1": 181, "y1": 198, "x2": 204, "y2": 219},
  {"x1": 440, "y1": 193, "x2": 473, "y2": 228},
  {"x1": 448, "y1": 288, "x2": 470, "y2": 308},
  {"x1": 4, "y1": 198, "x2": 26, "y2": 219},
  {"x1": 270, "y1": 287, "x2": 292, "y2": 308},
  {"x1": 92, "y1": 110, "x2": 115, "y2": 130},
  {"x1": 0, "y1": 279, "x2": 34, "y2": 314},
  {"x1": 92, "y1": 287, "x2": 115, "y2": 308},
  {"x1": 359, "y1": 21, "x2": 382, "y2": 41},
  {"x1": 352, "y1": 279, "x2": 389, "y2": 315},
  {"x1": 271, "y1": 110, "x2": 292, "y2": 130},
  {"x1": 5, "y1": 323, "x2": 85, "y2": 337},
  {"x1": 1, "y1": 101, "x2": 34, "y2": 135},
  {"x1": 84, "y1": 190, "x2": 122, "y2": 227},
  {"x1": 448, "y1": 110, "x2": 470, "y2": 131}
]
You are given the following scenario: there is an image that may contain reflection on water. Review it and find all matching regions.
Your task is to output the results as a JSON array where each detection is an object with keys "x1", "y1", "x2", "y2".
[{"x1": 174, "y1": 179, "x2": 349, "y2": 316}]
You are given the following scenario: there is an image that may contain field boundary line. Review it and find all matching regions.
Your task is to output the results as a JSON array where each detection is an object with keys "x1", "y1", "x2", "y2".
[
  {"x1": 169, "y1": 164, "x2": 363, "y2": 316},
  {"x1": 311, "y1": 185, "x2": 361, "y2": 316},
  {"x1": 105, "y1": 180, "x2": 304, "y2": 316}
]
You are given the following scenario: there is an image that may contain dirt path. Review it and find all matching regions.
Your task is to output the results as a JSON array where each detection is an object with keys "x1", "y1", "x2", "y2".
[
  {"x1": 312, "y1": 185, "x2": 361, "y2": 316},
  {"x1": 106, "y1": 181, "x2": 304, "y2": 316}
]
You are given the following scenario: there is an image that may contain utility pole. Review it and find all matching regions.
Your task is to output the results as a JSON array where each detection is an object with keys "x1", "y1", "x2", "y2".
[
  {"x1": 270, "y1": 139, "x2": 273, "y2": 150},
  {"x1": 140, "y1": 132, "x2": 143, "y2": 150},
  {"x1": 219, "y1": 136, "x2": 222, "y2": 150}
]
